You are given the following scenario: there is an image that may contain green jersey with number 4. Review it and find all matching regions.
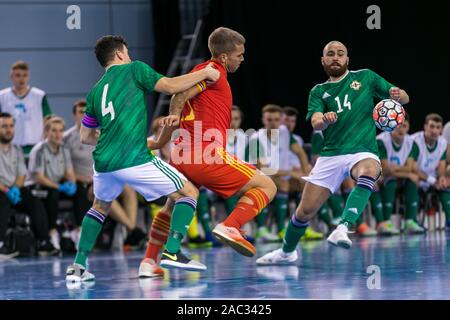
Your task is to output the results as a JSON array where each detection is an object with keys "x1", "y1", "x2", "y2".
[
  {"x1": 85, "y1": 61, "x2": 163, "y2": 172},
  {"x1": 307, "y1": 69, "x2": 395, "y2": 157}
]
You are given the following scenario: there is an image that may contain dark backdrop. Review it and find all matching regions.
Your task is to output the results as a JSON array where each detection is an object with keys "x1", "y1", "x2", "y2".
[{"x1": 154, "y1": 0, "x2": 450, "y2": 142}]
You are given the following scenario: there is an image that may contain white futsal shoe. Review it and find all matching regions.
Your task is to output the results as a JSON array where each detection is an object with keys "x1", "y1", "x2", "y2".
[
  {"x1": 138, "y1": 258, "x2": 165, "y2": 278},
  {"x1": 256, "y1": 248, "x2": 298, "y2": 265},
  {"x1": 66, "y1": 263, "x2": 95, "y2": 283},
  {"x1": 327, "y1": 224, "x2": 352, "y2": 249}
]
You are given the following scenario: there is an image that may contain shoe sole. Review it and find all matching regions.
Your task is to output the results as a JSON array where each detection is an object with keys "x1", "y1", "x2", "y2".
[
  {"x1": 138, "y1": 271, "x2": 164, "y2": 278},
  {"x1": 138, "y1": 264, "x2": 164, "y2": 278},
  {"x1": 65, "y1": 275, "x2": 95, "y2": 283},
  {"x1": 327, "y1": 239, "x2": 352, "y2": 249},
  {"x1": 0, "y1": 251, "x2": 20, "y2": 260},
  {"x1": 160, "y1": 260, "x2": 207, "y2": 272},
  {"x1": 212, "y1": 229, "x2": 256, "y2": 257}
]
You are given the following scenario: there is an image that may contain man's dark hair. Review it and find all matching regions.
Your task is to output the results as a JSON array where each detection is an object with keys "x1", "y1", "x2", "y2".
[
  {"x1": 0, "y1": 112, "x2": 13, "y2": 119},
  {"x1": 73, "y1": 99, "x2": 87, "y2": 114},
  {"x1": 283, "y1": 106, "x2": 298, "y2": 117},
  {"x1": 94, "y1": 35, "x2": 128, "y2": 67}
]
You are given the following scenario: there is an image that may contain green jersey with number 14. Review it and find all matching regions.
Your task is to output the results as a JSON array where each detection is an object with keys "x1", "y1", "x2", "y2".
[
  {"x1": 85, "y1": 61, "x2": 163, "y2": 173},
  {"x1": 306, "y1": 69, "x2": 395, "y2": 157}
]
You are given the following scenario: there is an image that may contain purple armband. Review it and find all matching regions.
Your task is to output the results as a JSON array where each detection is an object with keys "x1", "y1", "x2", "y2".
[{"x1": 82, "y1": 113, "x2": 99, "y2": 128}]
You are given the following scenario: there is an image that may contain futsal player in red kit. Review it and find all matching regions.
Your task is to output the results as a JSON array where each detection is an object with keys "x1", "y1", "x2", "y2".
[{"x1": 138, "y1": 27, "x2": 277, "y2": 276}]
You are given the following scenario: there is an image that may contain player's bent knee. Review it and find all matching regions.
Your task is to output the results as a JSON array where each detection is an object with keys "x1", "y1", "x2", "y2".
[
  {"x1": 93, "y1": 198, "x2": 112, "y2": 216},
  {"x1": 296, "y1": 204, "x2": 319, "y2": 221},
  {"x1": 179, "y1": 180, "x2": 199, "y2": 200}
]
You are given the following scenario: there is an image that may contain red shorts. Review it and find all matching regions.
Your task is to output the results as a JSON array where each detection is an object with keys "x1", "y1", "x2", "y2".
[{"x1": 169, "y1": 146, "x2": 256, "y2": 198}]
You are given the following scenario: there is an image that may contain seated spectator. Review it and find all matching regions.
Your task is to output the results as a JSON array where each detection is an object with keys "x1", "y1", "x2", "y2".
[
  {"x1": 64, "y1": 100, "x2": 146, "y2": 249},
  {"x1": 0, "y1": 61, "x2": 52, "y2": 156},
  {"x1": 406, "y1": 113, "x2": 450, "y2": 230},
  {"x1": 25, "y1": 116, "x2": 77, "y2": 250},
  {"x1": 0, "y1": 112, "x2": 58, "y2": 257}
]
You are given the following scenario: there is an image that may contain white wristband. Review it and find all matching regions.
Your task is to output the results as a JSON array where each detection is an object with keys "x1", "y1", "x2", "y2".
[{"x1": 426, "y1": 176, "x2": 437, "y2": 185}]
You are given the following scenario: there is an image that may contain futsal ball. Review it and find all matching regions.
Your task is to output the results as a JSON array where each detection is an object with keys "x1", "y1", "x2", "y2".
[{"x1": 373, "y1": 99, "x2": 405, "y2": 132}]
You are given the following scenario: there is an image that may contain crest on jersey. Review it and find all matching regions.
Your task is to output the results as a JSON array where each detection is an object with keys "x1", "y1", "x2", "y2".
[{"x1": 350, "y1": 81, "x2": 361, "y2": 90}]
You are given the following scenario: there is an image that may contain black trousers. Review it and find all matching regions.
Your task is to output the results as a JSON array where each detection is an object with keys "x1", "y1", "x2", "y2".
[
  {"x1": 72, "y1": 182, "x2": 92, "y2": 226},
  {"x1": 41, "y1": 182, "x2": 92, "y2": 229},
  {"x1": 0, "y1": 188, "x2": 49, "y2": 242}
]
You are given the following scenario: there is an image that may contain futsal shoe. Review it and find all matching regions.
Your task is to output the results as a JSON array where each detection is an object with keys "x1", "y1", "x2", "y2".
[
  {"x1": 327, "y1": 224, "x2": 352, "y2": 249},
  {"x1": 65, "y1": 264, "x2": 95, "y2": 282},
  {"x1": 255, "y1": 226, "x2": 280, "y2": 243},
  {"x1": 300, "y1": 227, "x2": 325, "y2": 241},
  {"x1": 377, "y1": 221, "x2": 400, "y2": 236},
  {"x1": 138, "y1": 258, "x2": 165, "y2": 278},
  {"x1": 160, "y1": 249, "x2": 207, "y2": 272},
  {"x1": 212, "y1": 223, "x2": 256, "y2": 257},
  {"x1": 256, "y1": 248, "x2": 298, "y2": 265},
  {"x1": 356, "y1": 222, "x2": 377, "y2": 237},
  {"x1": 404, "y1": 220, "x2": 425, "y2": 234}
]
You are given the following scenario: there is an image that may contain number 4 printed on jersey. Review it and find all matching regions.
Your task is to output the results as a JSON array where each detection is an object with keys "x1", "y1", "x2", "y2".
[
  {"x1": 102, "y1": 83, "x2": 115, "y2": 121},
  {"x1": 335, "y1": 94, "x2": 351, "y2": 113}
]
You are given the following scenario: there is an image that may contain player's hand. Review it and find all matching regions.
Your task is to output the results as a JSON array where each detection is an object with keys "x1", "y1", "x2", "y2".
[
  {"x1": 159, "y1": 115, "x2": 180, "y2": 127},
  {"x1": 437, "y1": 176, "x2": 448, "y2": 190},
  {"x1": 204, "y1": 63, "x2": 220, "y2": 82},
  {"x1": 389, "y1": 87, "x2": 401, "y2": 101},
  {"x1": 147, "y1": 138, "x2": 160, "y2": 150},
  {"x1": 322, "y1": 112, "x2": 337, "y2": 125},
  {"x1": 409, "y1": 173, "x2": 420, "y2": 186}
]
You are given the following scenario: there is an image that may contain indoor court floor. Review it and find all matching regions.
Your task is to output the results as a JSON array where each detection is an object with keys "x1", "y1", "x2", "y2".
[{"x1": 1, "y1": 232, "x2": 450, "y2": 299}]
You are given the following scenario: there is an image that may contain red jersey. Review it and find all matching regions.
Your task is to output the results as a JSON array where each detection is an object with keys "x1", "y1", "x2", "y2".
[{"x1": 178, "y1": 60, "x2": 232, "y2": 148}]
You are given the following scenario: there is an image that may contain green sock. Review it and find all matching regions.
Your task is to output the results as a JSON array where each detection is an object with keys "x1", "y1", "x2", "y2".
[
  {"x1": 405, "y1": 180, "x2": 419, "y2": 220},
  {"x1": 318, "y1": 204, "x2": 331, "y2": 224},
  {"x1": 370, "y1": 191, "x2": 384, "y2": 223},
  {"x1": 197, "y1": 190, "x2": 212, "y2": 234},
  {"x1": 166, "y1": 197, "x2": 196, "y2": 253},
  {"x1": 224, "y1": 196, "x2": 238, "y2": 215},
  {"x1": 282, "y1": 216, "x2": 308, "y2": 253},
  {"x1": 439, "y1": 191, "x2": 450, "y2": 221},
  {"x1": 74, "y1": 208, "x2": 105, "y2": 268},
  {"x1": 328, "y1": 194, "x2": 343, "y2": 218},
  {"x1": 382, "y1": 180, "x2": 397, "y2": 221},
  {"x1": 256, "y1": 207, "x2": 269, "y2": 227},
  {"x1": 274, "y1": 192, "x2": 289, "y2": 232},
  {"x1": 341, "y1": 182, "x2": 373, "y2": 227}
]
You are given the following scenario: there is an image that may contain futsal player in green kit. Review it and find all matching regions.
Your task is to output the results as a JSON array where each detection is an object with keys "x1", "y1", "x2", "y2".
[
  {"x1": 257, "y1": 41, "x2": 409, "y2": 265},
  {"x1": 65, "y1": 35, "x2": 220, "y2": 282}
]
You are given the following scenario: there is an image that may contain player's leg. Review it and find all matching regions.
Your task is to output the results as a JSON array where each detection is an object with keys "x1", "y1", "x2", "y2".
[
  {"x1": 370, "y1": 183, "x2": 385, "y2": 233},
  {"x1": 256, "y1": 182, "x2": 330, "y2": 265},
  {"x1": 328, "y1": 155, "x2": 381, "y2": 248},
  {"x1": 131, "y1": 158, "x2": 204, "y2": 272},
  {"x1": 139, "y1": 198, "x2": 173, "y2": 277},
  {"x1": 404, "y1": 179, "x2": 424, "y2": 233},
  {"x1": 381, "y1": 179, "x2": 400, "y2": 234},
  {"x1": 66, "y1": 198, "x2": 112, "y2": 283},
  {"x1": 439, "y1": 189, "x2": 450, "y2": 228},
  {"x1": 257, "y1": 155, "x2": 346, "y2": 265},
  {"x1": 159, "y1": 179, "x2": 207, "y2": 271},
  {"x1": 272, "y1": 177, "x2": 290, "y2": 235},
  {"x1": 213, "y1": 171, "x2": 276, "y2": 257},
  {"x1": 66, "y1": 171, "x2": 123, "y2": 283}
]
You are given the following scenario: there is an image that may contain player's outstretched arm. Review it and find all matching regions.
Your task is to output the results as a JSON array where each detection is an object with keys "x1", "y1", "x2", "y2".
[
  {"x1": 311, "y1": 111, "x2": 337, "y2": 131},
  {"x1": 154, "y1": 63, "x2": 219, "y2": 95}
]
